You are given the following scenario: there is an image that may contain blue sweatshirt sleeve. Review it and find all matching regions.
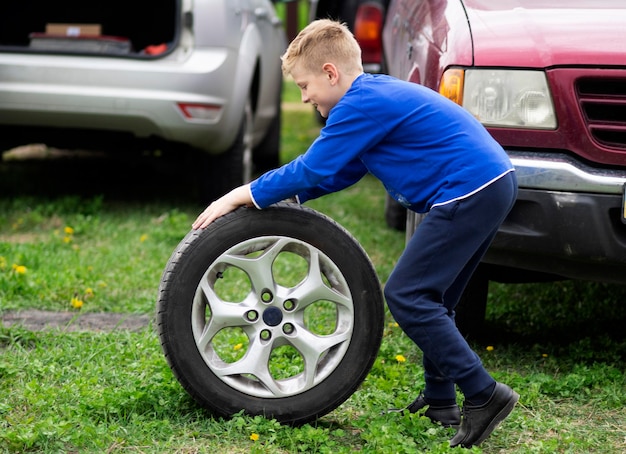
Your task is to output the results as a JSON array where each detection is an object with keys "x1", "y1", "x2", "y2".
[
  {"x1": 296, "y1": 157, "x2": 369, "y2": 203},
  {"x1": 249, "y1": 151, "x2": 369, "y2": 208},
  {"x1": 250, "y1": 102, "x2": 383, "y2": 208}
]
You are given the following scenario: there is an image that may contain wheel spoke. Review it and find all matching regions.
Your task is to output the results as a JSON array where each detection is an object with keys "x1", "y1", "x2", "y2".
[
  {"x1": 220, "y1": 237, "x2": 291, "y2": 291},
  {"x1": 214, "y1": 336, "x2": 291, "y2": 397},
  {"x1": 194, "y1": 279, "x2": 251, "y2": 350},
  {"x1": 290, "y1": 328, "x2": 351, "y2": 388},
  {"x1": 289, "y1": 248, "x2": 352, "y2": 309}
]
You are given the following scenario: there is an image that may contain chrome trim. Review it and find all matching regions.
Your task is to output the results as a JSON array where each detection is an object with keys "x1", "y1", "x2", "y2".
[{"x1": 509, "y1": 152, "x2": 626, "y2": 194}]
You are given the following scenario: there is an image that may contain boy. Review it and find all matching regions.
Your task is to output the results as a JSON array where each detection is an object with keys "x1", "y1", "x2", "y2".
[{"x1": 193, "y1": 19, "x2": 519, "y2": 448}]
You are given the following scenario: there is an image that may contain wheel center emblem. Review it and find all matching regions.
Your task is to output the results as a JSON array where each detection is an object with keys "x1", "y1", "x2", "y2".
[{"x1": 263, "y1": 306, "x2": 283, "y2": 327}]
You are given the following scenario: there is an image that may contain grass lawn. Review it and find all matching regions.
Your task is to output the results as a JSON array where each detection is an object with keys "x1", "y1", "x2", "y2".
[{"x1": 0, "y1": 82, "x2": 625, "y2": 453}]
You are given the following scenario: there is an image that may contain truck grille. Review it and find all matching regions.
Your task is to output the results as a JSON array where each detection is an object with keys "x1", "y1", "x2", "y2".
[{"x1": 577, "y1": 78, "x2": 626, "y2": 150}]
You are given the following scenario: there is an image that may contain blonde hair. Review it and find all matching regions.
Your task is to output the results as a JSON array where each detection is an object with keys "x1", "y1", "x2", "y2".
[{"x1": 281, "y1": 19, "x2": 363, "y2": 77}]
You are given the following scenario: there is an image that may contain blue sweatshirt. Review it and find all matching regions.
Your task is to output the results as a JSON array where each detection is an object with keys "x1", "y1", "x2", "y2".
[{"x1": 250, "y1": 73, "x2": 513, "y2": 213}]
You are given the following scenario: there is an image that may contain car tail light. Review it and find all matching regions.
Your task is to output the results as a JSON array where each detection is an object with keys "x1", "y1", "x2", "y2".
[
  {"x1": 354, "y1": 3, "x2": 384, "y2": 70},
  {"x1": 177, "y1": 102, "x2": 222, "y2": 122}
]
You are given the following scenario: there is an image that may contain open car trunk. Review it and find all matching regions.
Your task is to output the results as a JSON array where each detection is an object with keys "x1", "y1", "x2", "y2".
[{"x1": 0, "y1": 0, "x2": 179, "y2": 57}]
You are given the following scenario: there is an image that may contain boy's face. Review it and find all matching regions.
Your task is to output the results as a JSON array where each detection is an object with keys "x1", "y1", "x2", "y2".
[{"x1": 291, "y1": 64, "x2": 343, "y2": 119}]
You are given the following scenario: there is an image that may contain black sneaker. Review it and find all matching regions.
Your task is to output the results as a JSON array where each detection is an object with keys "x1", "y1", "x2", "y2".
[
  {"x1": 450, "y1": 382, "x2": 519, "y2": 448},
  {"x1": 386, "y1": 394, "x2": 461, "y2": 428}
]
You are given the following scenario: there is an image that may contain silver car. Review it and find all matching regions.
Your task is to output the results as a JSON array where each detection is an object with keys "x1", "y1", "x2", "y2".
[{"x1": 0, "y1": 0, "x2": 287, "y2": 201}]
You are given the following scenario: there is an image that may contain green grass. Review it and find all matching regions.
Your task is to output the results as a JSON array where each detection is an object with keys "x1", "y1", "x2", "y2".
[{"x1": 1, "y1": 82, "x2": 626, "y2": 453}]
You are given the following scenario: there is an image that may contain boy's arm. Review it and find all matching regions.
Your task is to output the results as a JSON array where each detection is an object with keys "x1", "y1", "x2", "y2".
[
  {"x1": 192, "y1": 184, "x2": 252, "y2": 229},
  {"x1": 297, "y1": 157, "x2": 368, "y2": 203}
]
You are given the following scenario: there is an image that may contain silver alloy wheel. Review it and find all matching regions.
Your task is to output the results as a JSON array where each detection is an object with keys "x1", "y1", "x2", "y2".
[{"x1": 191, "y1": 236, "x2": 354, "y2": 398}]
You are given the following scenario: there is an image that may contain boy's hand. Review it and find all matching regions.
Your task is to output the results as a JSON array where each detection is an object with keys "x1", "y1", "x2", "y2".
[{"x1": 192, "y1": 185, "x2": 253, "y2": 229}]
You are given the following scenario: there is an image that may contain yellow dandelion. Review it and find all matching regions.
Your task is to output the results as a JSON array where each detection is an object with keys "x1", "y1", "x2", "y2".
[
  {"x1": 140, "y1": 234, "x2": 148, "y2": 243},
  {"x1": 395, "y1": 354, "x2": 406, "y2": 363},
  {"x1": 486, "y1": 346, "x2": 494, "y2": 352},
  {"x1": 12, "y1": 264, "x2": 27, "y2": 275},
  {"x1": 542, "y1": 353, "x2": 548, "y2": 358},
  {"x1": 64, "y1": 226, "x2": 74, "y2": 235},
  {"x1": 85, "y1": 288, "x2": 94, "y2": 297},
  {"x1": 63, "y1": 235, "x2": 72, "y2": 243},
  {"x1": 234, "y1": 343, "x2": 243, "y2": 351},
  {"x1": 250, "y1": 433, "x2": 259, "y2": 442},
  {"x1": 71, "y1": 297, "x2": 84, "y2": 309}
]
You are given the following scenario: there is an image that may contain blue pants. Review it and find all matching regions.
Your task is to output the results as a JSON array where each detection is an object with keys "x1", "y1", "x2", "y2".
[{"x1": 384, "y1": 171, "x2": 517, "y2": 400}]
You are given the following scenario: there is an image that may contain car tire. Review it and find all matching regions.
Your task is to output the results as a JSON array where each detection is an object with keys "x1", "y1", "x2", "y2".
[
  {"x1": 198, "y1": 98, "x2": 254, "y2": 203},
  {"x1": 253, "y1": 94, "x2": 281, "y2": 173},
  {"x1": 156, "y1": 203, "x2": 385, "y2": 425},
  {"x1": 384, "y1": 194, "x2": 407, "y2": 231},
  {"x1": 454, "y1": 264, "x2": 489, "y2": 339}
]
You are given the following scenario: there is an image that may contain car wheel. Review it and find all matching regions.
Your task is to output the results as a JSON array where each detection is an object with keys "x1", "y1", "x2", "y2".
[
  {"x1": 253, "y1": 94, "x2": 281, "y2": 173},
  {"x1": 156, "y1": 203, "x2": 385, "y2": 425},
  {"x1": 241, "y1": 98, "x2": 254, "y2": 184},
  {"x1": 198, "y1": 98, "x2": 254, "y2": 203},
  {"x1": 454, "y1": 264, "x2": 489, "y2": 339},
  {"x1": 384, "y1": 194, "x2": 407, "y2": 231}
]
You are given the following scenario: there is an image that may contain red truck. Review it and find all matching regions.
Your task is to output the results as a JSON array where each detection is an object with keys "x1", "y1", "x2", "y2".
[{"x1": 379, "y1": 0, "x2": 626, "y2": 333}]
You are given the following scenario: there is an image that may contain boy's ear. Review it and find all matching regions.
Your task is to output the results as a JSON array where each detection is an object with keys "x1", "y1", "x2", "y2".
[{"x1": 322, "y1": 63, "x2": 339, "y2": 84}]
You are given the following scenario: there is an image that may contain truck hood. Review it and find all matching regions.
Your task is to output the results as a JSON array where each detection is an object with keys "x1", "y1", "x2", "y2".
[{"x1": 463, "y1": 0, "x2": 626, "y2": 67}]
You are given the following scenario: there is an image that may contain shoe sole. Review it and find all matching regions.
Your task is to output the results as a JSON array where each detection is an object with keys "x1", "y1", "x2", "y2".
[{"x1": 472, "y1": 390, "x2": 520, "y2": 447}]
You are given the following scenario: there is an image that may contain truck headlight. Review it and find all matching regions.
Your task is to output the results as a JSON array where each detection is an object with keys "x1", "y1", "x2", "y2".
[{"x1": 440, "y1": 69, "x2": 557, "y2": 129}]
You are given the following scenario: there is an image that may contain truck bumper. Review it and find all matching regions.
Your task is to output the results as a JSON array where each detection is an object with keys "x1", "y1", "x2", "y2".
[{"x1": 484, "y1": 151, "x2": 626, "y2": 283}]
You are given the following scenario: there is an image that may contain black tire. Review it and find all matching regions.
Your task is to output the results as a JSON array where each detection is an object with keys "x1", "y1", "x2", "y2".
[
  {"x1": 384, "y1": 194, "x2": 407, "y2": 231},
  {"x1": 454, "y1": 264, "x2": 489, "y2": 340},
  {"x1": 157, "y1": 203, "x2": 385, "y2": 425},
  {"x1": 198, "y1": 99, "x2": 254, "y2": 203},
  {"x1": 253, "y1": 94, "x2": 281, "y2": 173}
]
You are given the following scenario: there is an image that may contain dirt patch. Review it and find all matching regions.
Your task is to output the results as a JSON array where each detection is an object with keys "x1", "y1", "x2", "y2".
[
  {"x1": 2, "y1": 144, "x2": 107, "y2": 161},
  {"x1": 1, "y1": 309, "x2": 152, "y2": 332}
]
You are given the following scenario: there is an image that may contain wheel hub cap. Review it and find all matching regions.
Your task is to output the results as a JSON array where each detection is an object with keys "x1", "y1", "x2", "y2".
[{"x1": 262, "y1": 306, "x2": 283, "y2": 326}]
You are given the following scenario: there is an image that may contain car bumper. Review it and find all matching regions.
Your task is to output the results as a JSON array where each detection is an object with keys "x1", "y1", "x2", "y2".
[
  {"x1": 0, "y1": 49, "x2": 242, "y2": 154},
  {"x1": 510, "y1": 151, "x2": 626, "y2": 195},
  {"x1": 484, "y1": 150, "x2": 626, "y2": 283}
]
